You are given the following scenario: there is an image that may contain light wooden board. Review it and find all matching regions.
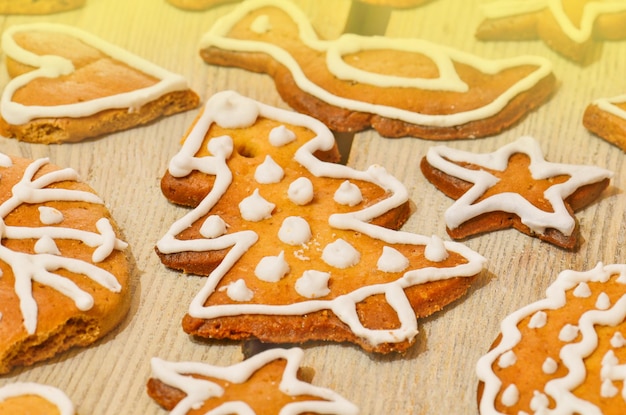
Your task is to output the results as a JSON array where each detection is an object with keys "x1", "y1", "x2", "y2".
[{"x1": 0, "y1": 0, "x2": 625, "y2": 414}]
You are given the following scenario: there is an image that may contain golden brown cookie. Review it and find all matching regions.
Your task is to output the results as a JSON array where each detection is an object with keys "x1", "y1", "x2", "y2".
[
  {"x1": 155, "y1": 90, "x2": 485, "y2": 354},
  {"x1": 475, "y1": 0, "x2": 626, "y2": 63},
  {"x1": 148, "y1": 348, "x2": 359, "y2": 414},
  {"x1": 166, "y1": 0, "x2": 238, "y2": 11},
  {"x1": 420, "y1": 136, "x2": 612, "y2": 250},
  {"x1": 0, "y1": 382, "x2": 75, "y2": 415},
  {"x1": 0, "y1": 23, "x2": 200, "y2": 144},
  {"x1": 199, "y1": 0, "x2": 556, "y2": 139},
  {"x1": 477, "y1": 263, "x2": 626, "y2": 415},
  {"x1": 0, "y1": 153, "x2": 131, "y2": 374},
  {"x1": 0, "y1": 0, "x2": 85, "y2": 14},
  {"x1": 584, "y1": 93, "x2": 626, "y2": 151}
]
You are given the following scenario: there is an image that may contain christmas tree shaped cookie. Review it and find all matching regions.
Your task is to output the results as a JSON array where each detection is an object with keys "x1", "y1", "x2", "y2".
[
  {"x1": 199, "y1": 0, "x2": 555, "y2": 139},
  {"x1": 0, "y1": 153, "x2": 131, "y2": 374},
  {"x1": 477, "y1": 263, "x2": 626, "y2": 415},
  {"x1": 155, "y1": 90, "x2": 485, "y2": 353},
  {"x1": 0, "y1": 23, "x2": 199, "y2": 143},
  {"x1": 148, "y1": 348, "x2": 359, "y2": 414}
]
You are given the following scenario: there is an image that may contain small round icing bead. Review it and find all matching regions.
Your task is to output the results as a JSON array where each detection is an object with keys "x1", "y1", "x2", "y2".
[
  {"x1": 254, "y1": 155, "x2": 284, "y2": 184},
  {"x1": 224, "y1": 279, "x2": 254, "y2": 302},
  {"x1": 269, "y1": 125, "x2": 296, "y2": 146},
  {"x1": 287, "y1": 177, "x2": 314, "y2": 205},
  {"x1": 322, "y1": 239, "x2": 360, "y2": 269},
  {"x1": 424, "y1": 235, "x2": 449, "y2": 262},
  {"x1": 34, "y1": 235, "x2": 61, "y2": 255},
  {"x1": 295, "y1": 270, "x2": 331, "y2": 298},
  {"x1": 333, "y1": 181, "x2": 362, "y2": 206},
  {"x1": 251, "y1": 14, "x2": 271, "y2": 34},
  {"x1": 278, "y1": 216, "x2": 312, "y2": 246},
  {"x1": 255, "y1": 251, "x2": 290, "y2": 282},
  {"x1": 38, "y1": 206, "x2": 64, "y2": 225},
  {"x1": 239, "y1": 189, "x2": 275, "y2": 222},
  {"x1": 200, "y1": 215, "x2": 228, "y2": 239},
  {"x1": 376, "y1": 246, "x2": 409, "y2": 273}
]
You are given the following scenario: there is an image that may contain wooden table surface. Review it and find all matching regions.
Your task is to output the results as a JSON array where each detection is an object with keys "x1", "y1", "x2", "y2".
[{"x1": 1, "y1": 0, "x2": 625, "y2": 414}]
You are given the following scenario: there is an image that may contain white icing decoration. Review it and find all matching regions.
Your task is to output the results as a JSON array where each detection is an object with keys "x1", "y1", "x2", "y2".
[
  {"x1": 221, "y1": 279, "x2": 254, "y2": 302},
  {"x1": 426, "y1": 136, "x2": 613, "y2": 237},
  {"x1": 501, "y1": 384, "x2": 519, "y2": 407},
  {"x1": 333, "y1": 181, "x2": 362, "y2": 206},
  {"x1": 529, "y1": 391, "x2": 549, "y2": 412},
  {"x1": 594, "y1": 94, "x2": 626, "y2": 122},
  {"x1": 596, "y1": 292, "x2": 611, "y2": 310},
  {"x1": 295, "y1": 270, "x2": 331, "y2": 298},
  {"x1": 287, "y1": 177, "x2": 314, "y2": 205},
  {"x1": 269, "y1": 125, "x2": 296, "y2": 146},
  {"x1": 278, "y1": 216, "x2": 311, "y2": 246},
  {"x1": 38, "y1": 206, "x2": 64, "y2": 225},
  {"x1": 0, "y1": 382, "x2": 75, "y2": 415},
  {"x1": 156, "y1": 91, "x2": 486, "y2": 348},
  {"x1": 376, "y1": 246, "x2": 409, "y2": 273},
  {"x1": 424, "y1": 235, "x2": 449, "y2": 262},
  {"x1": 201, "y1": 0, "x2": 554, "y2": 128},
  {"x1": 497, "y1": 350, "x2": 517, "y2": 368},
  {"x1": 0, "y1": 154, "x2": 127, "y2": 335},
  {"x1": 559, "y1": 324, "x2": 579, "y2": 342},
  {"x1": 527, "y1": 310, "x2": 547, "y2": 329},
  {"x1": 481, "y1": 0, "x2": 626, "y2": 44},
  {"x1": 322, "y1": 239, "x2": 360, "y2": 269},
  {"x1": 542, "y1": 357, "x2": 558, "y2": 374},
  {"x1": 239, "y1": 189, "x2": 275, "y2": 222},
  {"x1": 250, "y1": 14, "x2": 272, "y2": 34},
  {"x1": 0, "y1": 23, "x2": 190, "y2": 125},
  {"x1": 200, "y1": 215, "x2": 228, "y2": 239},
  {"x1": 573, "y1": 281, "x2": 592, "y2": 298},
  {"x1": 150, "y1": 349, "x2": 359, "y2": 415},
  {"x1": 255, "y1": 251, "x2": 290, "y2": 282},
  {"x1": 254, "y1": 155, "x2": 284, "y2": 184},
  {"x1": 34, "y1": 235, "x2": 61, "y2": 255},
  {"x1": 611, "y1": 332, "x2": 626, "y2": 348}
]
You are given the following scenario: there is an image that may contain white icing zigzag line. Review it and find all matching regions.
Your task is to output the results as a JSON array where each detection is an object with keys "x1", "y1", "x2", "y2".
[
  {"x1": 0, "y1": 154, "x2": 127, "y2": 334},
  {"x1": 476, "y1": 263, "x2": 626, "y2": 415},
  {"x1": 0, "y1": 382, "x2": 75, "y2": 415},
  {"x1": 156, "y1": 90, "x2": 486, "y2": 347},
  {"x1": 150, "y1": 348, "x2": 359, "y2": 415},
  {"x1": 425, "y1": 135, "x2": 613, "y2": 236},
  {"x1": 481, "y1": 0, "x2": 626, "y2": 44},
  {"x1": 0, "y1": 22, "x2": 190, "y2": 125},
  {"x1": 594, "y1": 93, "x2": 626, "y2": 120},
  {"x1": 201, "y1": 0, "x2": 553, "y2": 128}
]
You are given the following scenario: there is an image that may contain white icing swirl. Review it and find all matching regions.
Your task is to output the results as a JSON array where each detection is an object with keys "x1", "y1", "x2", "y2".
[
  {"x1": 287, "y1": 177, "x2": 314, "y2": 205},
  {"x1": 239, "y1": 189, "x2": 275, "y2": 222},
  {"x1": 333, "y1": 181, "x2": 362, "y2": 206},
  {"x1": 278, "y1": 216, "x2": 311, "y2": 246},
  {"x1": 295, "y1": 270, "x2": 331, "y2": 298},
  {"x1": 255, "y1": 251, "x2": 290, "y2": 282},
  {"x1": 322, "y1": 239, "x2": 360, "y2": 269},
  {"x1": 254, "y1": 155, "x2": 284, "y2": 184}
]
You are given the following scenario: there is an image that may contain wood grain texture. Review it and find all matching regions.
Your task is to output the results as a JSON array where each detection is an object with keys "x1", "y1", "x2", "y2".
[{"x1": 0, "y1": 0, "x2": 624, "y2": 414}]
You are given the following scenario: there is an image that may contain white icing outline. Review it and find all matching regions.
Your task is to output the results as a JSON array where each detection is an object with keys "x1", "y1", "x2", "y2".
[
  {"x1": 150, "y1": 348, "x2": 359, "y2": 415},
  {"x1": 0, "y1": 382, "x2": 74, "y2": 415},
  {"x1": 593, "y1": 93, "x2": 626, "y2": 120},
  {"x1": 481, "y1": 0, "x2": 626, "y2": 44},
  {"x1": 0, "y1": 22, "x2": 190, "y2": 125},
  {"x1": 156, "y1": 90, "x2": 486, "y2": 347},
  {"x1": 0, "y1": 155, "x2": 128, "y2": 334},
  {"x1": 477, "y1": 263, "x2": 626, "y2": 415},
  {"x1": 200, "y1": 0, "x2": 553, "y2": 128},
  {"x1": 425, "y1": 135, "x2": 613, "y2": 236}
]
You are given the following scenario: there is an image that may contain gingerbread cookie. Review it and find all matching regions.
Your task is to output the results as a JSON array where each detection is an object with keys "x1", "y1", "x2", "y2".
[
  {"x1": 476, "y1": 0, "x2": 626, "y2": 63},
  {"x1": 0, "y1": 153, "x2": 131, "y2": 374},
  {"x1": 0, "y1": 23, "x2": 200, "y2": 144},
  {"x1": 148, "y1": 348, "x2": 359, "y2": 414},
  {"x1": 166, "y1": 0, "x2": 237, "y2": 11},
  {"x1": 420, "y1": 136, "x2": 612, "y2": 250},
  {"x1": 0, "y1": 0, "x2": 85, "y2": 14},
  {"x1": 477, "y1": 263, "x2": 626, "y2": 414},
  {"x1": 155, "y1": 90, "x2": 485, "y2": 353},
  {"x1": 584, "y1": 93, "x2": 626, "y2": 151},
  {"x1": 198, "y1": 0, "x2": 556, "y2": 140},
  {"x1": 0, "y1": 382, "x2": 74, "y2": 415}
]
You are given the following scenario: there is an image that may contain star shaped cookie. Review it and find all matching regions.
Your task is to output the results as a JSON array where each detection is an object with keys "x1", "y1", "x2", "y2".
[
  {"x1": 476, "y1": 0, "x2": 626, "y2": 63},
  {"x1": 420, "y1": 136, "x2": 612, "y2": 250},
  {"x1": 148, "y1": 348, "x2": 359, "y2": 414}
]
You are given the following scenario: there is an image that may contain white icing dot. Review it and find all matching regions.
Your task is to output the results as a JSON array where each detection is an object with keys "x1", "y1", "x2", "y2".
[
  {"x1": 559, "y1": 324, "x2": 579, "y2": 342},
  {"x1": 542, "y1": 357, "x2": 558, "y2": 374},
  {"x1": 295, "y1": 270, "x2": 331, "y2": 298},
  {"x1": 601, "y1": 379, "x2": 619, "y2": 398},
  {"x1": 611, "y1": 332, "x2": 626, "y2": 348},
  {"x1": 424, "y1": 235, "x2": 448, "y2": 262},
  {"x1": 333, "y1": 181, "x2": 362, "y2": 206},
  {"x1": 498, "y1": 350, "x2": 517, "y2": 368},
  {"x1": 596, "y1": 292, "x2": 611, "y2": 310},
  {"x1": 376, "y1": 246, "x2": 409, "y2": 273},
  {"x1": 573, "y1": 282, "x2": 592, "y2": 298},
  {"x1": 322, "y1": 239, "x2": 360, "y2": 269},
  {"x1": 250, "y1": 14, "x2": 271, "y2": 34},
  {"x1": 287, "y1": 177, "x2": 314, "y2": 205},
  {"x1": 255, "y1": 251, "x2": 290, "y2": 282},
  {"x1": 528, "y1": 311, "x2": 547, "y2": 329},
  {"x1": 0, "y1": 153, "x2": 11, "y2": 167},
  {"x1": 269, "y1": 125, "x2": 296, "y2": 146},
  {"x1": 207, "y1": 135, "x2": 234, "y2": 159},
  {"x1": 501, "y1": 384, "x2": 519, "y2": 407},
  {"x1": 278, "y1": 216, "x2": 311, "y2": 246},
  {"x1": 199, "y1": 215, "x2": 228, "y2": 239},
  {"x1": 38, "y1": 206, "x2": 64, "y2": 225},
  {"x1": 212, "y1": 93, "x2": 259, "y2": 129},
  {"x1": 239, "y1": 189, "x2": 275, "y2": 222},
  {"x1": 529, "y1": 391, "x2": 549, "y2": 412},
  {"x1": 34, "y1": 235, "x2": 61, "y2": 255},
  {"x1": 254, "y1": 155, "x2": 284, "y2": 184},
  {"x1": 221, "y1": 279, "x2": 254, "y2": 302}
]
